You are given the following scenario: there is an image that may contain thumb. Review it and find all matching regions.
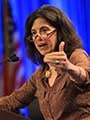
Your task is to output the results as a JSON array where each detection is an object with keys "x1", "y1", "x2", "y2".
[{"x1": 59, "y1": 41, "x2": 65, "y2": 52}]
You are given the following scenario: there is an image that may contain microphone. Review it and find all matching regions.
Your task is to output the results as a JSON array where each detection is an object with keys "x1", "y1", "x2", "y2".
[{"x1": 0, "y1": 54, "x2": 19, "y2": 64}]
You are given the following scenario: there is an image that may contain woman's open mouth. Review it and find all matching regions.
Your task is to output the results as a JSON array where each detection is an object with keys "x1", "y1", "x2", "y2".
[{"x1": 38, "y1": 43, "x2": 48, "y2": 49}]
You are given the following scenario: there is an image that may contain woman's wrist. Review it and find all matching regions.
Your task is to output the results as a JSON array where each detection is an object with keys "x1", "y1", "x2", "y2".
[
  {"x1": 67, "y1": 63, "x2": 86, "y2": 82},
  {"x1": 78, "y1": 67, "x2": 86, "y2": 80}
]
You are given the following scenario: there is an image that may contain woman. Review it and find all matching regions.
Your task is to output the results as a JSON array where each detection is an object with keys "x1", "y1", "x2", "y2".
[{"x1": 0, "y1": 5, "x2": 90, "y2": 120}]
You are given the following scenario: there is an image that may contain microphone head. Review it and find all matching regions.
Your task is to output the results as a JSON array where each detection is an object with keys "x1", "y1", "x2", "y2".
[{"x1": 8, "y1": 54, "x2": 19, "y2": 62}]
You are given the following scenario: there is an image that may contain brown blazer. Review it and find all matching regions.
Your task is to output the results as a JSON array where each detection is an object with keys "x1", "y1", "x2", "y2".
[{"x1": 0, "y1": 49, "x2": 90, "y2": 120}]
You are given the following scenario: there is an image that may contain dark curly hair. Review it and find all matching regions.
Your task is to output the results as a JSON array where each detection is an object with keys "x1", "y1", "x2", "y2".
[{"x1": 24, "y1": 5, "x2": 82, "y2": 65}]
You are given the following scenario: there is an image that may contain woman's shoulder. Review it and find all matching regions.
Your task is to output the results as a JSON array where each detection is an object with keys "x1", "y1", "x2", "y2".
[
  {"x1": 69, "y1": 48, "x2": 89, "y2": 63},
  {"x1": 71, "y1": 48, "x2": 89, "y2": 57}
]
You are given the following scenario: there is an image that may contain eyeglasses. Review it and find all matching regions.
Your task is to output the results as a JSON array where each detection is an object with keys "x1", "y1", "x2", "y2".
[{"x1": 27, "y1": 29, "x2": 56, "y2": 42}]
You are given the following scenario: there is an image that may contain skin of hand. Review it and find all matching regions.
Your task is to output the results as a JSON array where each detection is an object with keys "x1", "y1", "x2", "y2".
[
  {"x1": 44, "y1": 41, "x2": 74, "y2": 72},
  {"x1": 44, "y1": 41, "x2": 86, "y2": 83}
]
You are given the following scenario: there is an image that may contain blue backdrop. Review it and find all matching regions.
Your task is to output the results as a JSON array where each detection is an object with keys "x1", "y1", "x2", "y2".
[
  {"x1": 0, "y1": 0, "x2": 90, "y2": 118},
  {"x1": 0, "y1": 0, "x2": 90, "y2": 80},
  {"x1": 8, "y1": 0, "x2": 90, "y2": 79}
]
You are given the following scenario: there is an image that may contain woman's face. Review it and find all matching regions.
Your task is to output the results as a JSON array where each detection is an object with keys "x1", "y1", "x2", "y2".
[{"x1": 31, "y1": 18, "x2": 57, "y2": 56}]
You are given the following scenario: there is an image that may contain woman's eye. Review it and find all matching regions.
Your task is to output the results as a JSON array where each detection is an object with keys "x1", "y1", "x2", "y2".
[
  {"x1": 42, "y1": 28, "x2": 48, "y2": 33},
  {"x1": 31, "y1": 31, "x2": 36, "y2": 36}
]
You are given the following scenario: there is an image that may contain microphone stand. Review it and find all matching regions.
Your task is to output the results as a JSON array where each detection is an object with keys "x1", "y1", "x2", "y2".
[{"x1": 0, "y1": 54, "x2": 19, "y2": 64}]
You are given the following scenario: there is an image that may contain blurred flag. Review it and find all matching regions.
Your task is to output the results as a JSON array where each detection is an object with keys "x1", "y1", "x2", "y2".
[
  {"x1": 0, "y1": 0, "x2": 4, "y2": 96},
  {"x1": 2, "y1": 1, "x2": 25, "y2": 96}
]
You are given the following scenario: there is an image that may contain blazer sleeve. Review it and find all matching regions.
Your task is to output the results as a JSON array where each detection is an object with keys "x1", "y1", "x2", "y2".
[
  {"x1": 0, "y1": 73, "x2": 37, "y2": 112},
  {"x1": 69, "y1": 49, "x2": 90, "y2": 84}
]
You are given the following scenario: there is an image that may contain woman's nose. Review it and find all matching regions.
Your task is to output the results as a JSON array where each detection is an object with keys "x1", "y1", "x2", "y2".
[
  {"x1": 35, "y1": 33, "x2": 45, "y2": 41},
  {"x1": 35, "y1": 33, "x2": 41, "y2": 39}
]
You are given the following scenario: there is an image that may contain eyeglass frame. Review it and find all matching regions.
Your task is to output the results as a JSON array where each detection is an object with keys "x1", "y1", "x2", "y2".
[{"x1": 26, "y1": 29, "x2": 56, "y2": 43}]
